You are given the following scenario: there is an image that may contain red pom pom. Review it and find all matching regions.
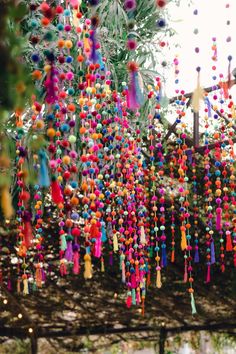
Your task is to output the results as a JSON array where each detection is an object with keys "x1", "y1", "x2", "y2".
[{"x1": 157, "y1": 0, "x2": 166, "y2": 7}]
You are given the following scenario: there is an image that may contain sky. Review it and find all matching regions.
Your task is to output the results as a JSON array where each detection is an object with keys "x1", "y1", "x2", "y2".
[{"x1": 165, "y1": 0, "x2": 236, "y2": 97}]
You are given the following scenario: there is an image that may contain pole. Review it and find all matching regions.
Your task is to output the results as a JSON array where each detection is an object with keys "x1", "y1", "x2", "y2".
[
  {"x1": 159, "y1": 324, "x2": 167, "y2": 354},
  {"x1": 193, "y1": 111, "x2": 200, "y2": 147}
]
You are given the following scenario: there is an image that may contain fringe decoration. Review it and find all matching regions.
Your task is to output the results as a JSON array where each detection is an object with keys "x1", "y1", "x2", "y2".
[
  {"x1": 39, "y1": 149, "x2": 50, "y2": 188},
  {"x1": 1, "y1": 186, "x2": 14, "y2": 219},
  {"x1": 184, "y1": 261, "x2": 188, "y2": 283},
  {"x1": 101, "y1": 258, "x2": 105, "y2": 272},
  {"x1": 84, "y1": 254, "x2": 92, "y2": 279},
  {"x1": 89, "y1": 30, "x2": 98, "y2": 63},
  {"x1": 17, "y1": 278, "x2": 21, "y2": 293},
  {"x1": 101, "y1": 223, "x2": 107, "y2": 242},
  {"x1": 171, "y1": 249, "x2": 175, "y2": 263},
  {"x1": 190, "y1": 292, "x2": 197, "y2": 315}
]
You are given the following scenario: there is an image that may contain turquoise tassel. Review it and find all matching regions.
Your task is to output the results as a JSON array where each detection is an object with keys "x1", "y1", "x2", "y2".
[
  {"x1": 190, "y1": 292, "x2": 197, "y2": 315},
  {"x1": 131, "y1": 289, "x2": 136, "y2": 305},
  {"x1": 60, "y1": 234, "x2": 67, "y2": 251},
  {"x1": 39, "y1": 149, "x2": 50, "y2": 187}
]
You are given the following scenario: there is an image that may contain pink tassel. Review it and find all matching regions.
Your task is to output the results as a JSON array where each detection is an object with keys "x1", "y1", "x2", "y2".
[
  {"x1": 136, "y1": 288, "x2": 141, "y2": 305},
  {"x1": 94, "y1": 235, "x2": 102, "y2": 258},
  {"x1": 234, "y1": 255, "x2": 236, "y2": 267},
  {"x1": 51, "y1": 180, "x2": 64, "y2": 204},
  {"x1": 216, "y1": 208, "x2": 222, "y2": 230},
  {"x1": 73, "y1": 251, "x2": 80, "y2": 275},
  {"x1": 131, "y1": 273, "x2": 137, "y2": 289},
  {"x1": 206, "y1": 264, "x2": 211, "y2": 283}
]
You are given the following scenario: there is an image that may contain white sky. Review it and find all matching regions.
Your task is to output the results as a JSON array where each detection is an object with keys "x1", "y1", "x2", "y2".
[{"x1": 165, "y1": 0, "x2": 236, "y2": 97}]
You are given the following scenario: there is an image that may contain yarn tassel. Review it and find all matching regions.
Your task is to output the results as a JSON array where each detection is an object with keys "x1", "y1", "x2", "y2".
[
  {"x1": 127, "y1": 62, "x2": 144, "y2": 111},
  {"x1": 226, "y1": 232, "x2": 233, "y2": 251},
  {"x1": 206, "y1": 264, "x2": 211, "y2": 283},
  {"x1": 84, "y1": 254, "x2": 92, "y2": 279},
  {"x1": 94, "y1": 236, "x2": 102, "y2": 258},
  {"x1": 113, "y1": 233, "x2": 119, "y2": 252},
  {"x1": 131, "y1": 273, "x2": 137, "y2": 289},
  {"x1": 191, "y1": 70, "x2": 204, "y2": 113},
  {"x1": 131, "y1": 288, "x2": 136, "y2": 305},
  {"x1": 216, "y1": 209, "x2": 222, "y2": 230},
  {"x1": 1, "y1": 186, "x2": 14, "y2": 219},
  {"x1": 122, "y1": 259, "x2": 126, "y2": 283},
  {"x1": 156, "y1": 268, "x2": 162, "y2": 288},
  {"x1": 23, "y1": 221, "x2": 33, "y2": 249},
  {"x1": 101, "y1": 258, "x2": 105, "y2": 272},
  {"x1": 135, "y1": 263, "x2": 140, "y2": 281},
  {"x1": 60, "y1": 260, "x2": 67, "y2": 277},
  {"x1": 194, "y1": 247, "x2": 199, "y2": 263},
  {"x1": 44, "y1": 64, "x2": 57, "y2": 104},
  {"x1": 73, "y1": 251, "x2": 80, "y2": 275},
  {"x1": 39, "y1": 149, "x2": 50, "y2": 188},
  {"x1": 190, "y1": 292, "x2": 197, "y2": 315},
  {"x1": 147, "y1": 270, "x2": 151, "y2": 287},
  {"x1": 140, "y1": 225, "x2": 146, "y2": 244},
  {"x1": 171, "y1": 249, "x2": 175, "y2": 263},
  {"x1": 17, "y1": 278, "x2": 21, "y2": 293},
  {"x1": 161, "y1": 246, "x2": 167, "y2": 267},
  {"x1": 89, "y1": 29, "x2": 98, "y2": 63},
  {"x1": 126, "y1": 291, "x2": 132, "y2": 308},
  {"x1": 181, "y1": 229, "x2": 187, "y2": 250},
  {"x1": 35, "y1": 265, "x2": 42, "y2": 288},
  {"x1": 211, "y1": 240, "x2": 215, "y2": 264},
  {"x1": 51, "y1": 179, "x2": 64, "y2": 204},
  {"x1": 136, "y1": 287, "x2": 141, "y2": 305},
  {"x1": 7, "y1": 278, "x2": 12, "y2": 291},
  {"x1": 60, "y1": 234, "x2": 67, "y2": 251},
  {"x1": 65, "y1": 241, "x2": 73, "y2": 262},
  {"x1": 101, "y1": 223, "x2": 107, "y2": 242},
  {"x1": 23, "y1": 276, "x2": 29, "y2": 295},
  {"x1": 184, "y1": 262, "x2": 188, "y2": 283}
]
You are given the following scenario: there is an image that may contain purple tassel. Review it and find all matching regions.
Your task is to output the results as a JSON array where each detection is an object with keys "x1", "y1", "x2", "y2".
[
  {"x1": 89, "y1": 30, "x2": 98, "y2": 63},
  {"x1": 194, "y1": 247, "x2": 199, "y2": 263},
  {"x1": 127, "y1": 72, "x2": 140, "y2": 111},
  {"x1": 65, "y1": 241, "x2": 73, "y2": 262},
  {"x1": 211, "y1": 240, "x2": 215, "y2": 264},
  {"x1": 41, "y1": 268, "x2": 46, "y2": 282}
]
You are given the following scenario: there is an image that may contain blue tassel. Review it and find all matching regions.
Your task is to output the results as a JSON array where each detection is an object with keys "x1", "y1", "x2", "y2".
[
  {"x1": 194, "y1": 248, "x2": 199, "y2": 263},
  {"x1": 161, "y1": 245, "x2": 167, "y2": 267},
  {"x1": 211, "y1": 240, "x2": 215, "y2": 264},
  {"x1": 97, "y1": 51, "x2": 105, "y2": 70},
  {"x1": 101, "y1": 223, "x2": 107, "y2": 242},
  {"x1": 38, "y1": 149, "x2": 50, "y2": 187}
]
